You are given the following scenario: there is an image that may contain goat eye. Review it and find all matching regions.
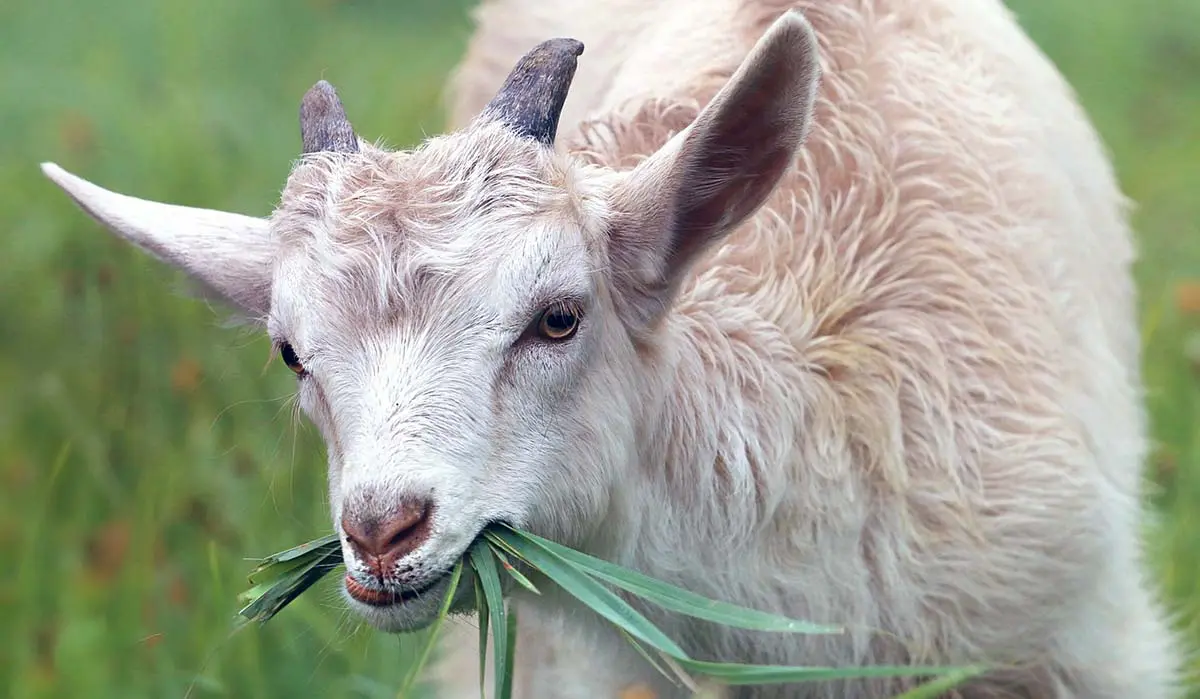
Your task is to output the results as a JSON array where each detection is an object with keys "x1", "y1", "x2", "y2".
[
  {"x1": 280, "y1": 342, "x2": 305, "y2": 375},
  {"x1": 536, "y1": 303, "x2": 580, "y2": 341}
]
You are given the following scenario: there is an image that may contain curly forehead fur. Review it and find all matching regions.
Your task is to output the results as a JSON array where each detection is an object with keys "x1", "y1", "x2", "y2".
[{"x1": 269, "y1": 122, "x2": 613, "y2": 320}]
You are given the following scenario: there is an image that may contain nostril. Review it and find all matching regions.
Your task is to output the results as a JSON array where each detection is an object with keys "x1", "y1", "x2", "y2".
[
  {"x1": 385, "y1": 501, "x2": 429, "y2": 551},
  {"x1": 341, "y1": 498, "x2": 435, "y2": 567},
  {"x1": 341, "y1": 518, "x2": 372, "y2": 559}
]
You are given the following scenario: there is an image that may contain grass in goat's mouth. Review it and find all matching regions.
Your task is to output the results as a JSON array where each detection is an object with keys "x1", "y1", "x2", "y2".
[{"x1": 235, "y1": 524, "x2": 986, "y2": 698}]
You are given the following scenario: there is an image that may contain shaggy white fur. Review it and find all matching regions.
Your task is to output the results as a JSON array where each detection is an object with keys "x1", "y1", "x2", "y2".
[
  {"x1": 440, "y1": 0, "x2": 1182, "y2": 695},
  {"x1": 40, "y1": 1, "x2": 1182, "y2": 697}
]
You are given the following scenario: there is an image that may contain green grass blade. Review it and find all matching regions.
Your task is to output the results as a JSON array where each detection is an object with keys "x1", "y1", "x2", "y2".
[
  {"x1": 469, "y1": 543, "x2": 510, "y2": 699},
  {"x1": 475, "y1": 573, "x2": 489, "y2": 699},
  {"x1": 236, "y1": 580, "x2": 278, "y2": 605},
  {"x1": 487, "y1": 541, "x2": 541, "y2": 595},
  {"x1": 889, "y1": 666, "x2": 987, "y2": 698},
  {"x1": 237, "y1": 554, "x2": 339, "y2": 622},
  {"x1": 500, "y1": 604, "x2": 518, "y2": 699},
  {"x1": 504, "y1": 527, "x2": 843, "y2": 635},
  {"x1": 487, "y1": 530, "x2": 689, "y2": 659},
  {"x1": 248, "y1": 534, "x2": 341, "y2": 570},
  {"x1": 396, "y1": 560, "x2": 465, "y2": 698},
  {"x1": 491, "y1": 528, "x2": 981, "y2": 690},
  {"x1": 616, "y1": 627, "x2": 698, "y2": 691},
  {"x1": 483, "y1": 531, "x2": 529, "y2": 561},
  {"x1": 675, "y1": 658, "x2": 984, "y2": 685},
  {"x1": 245, "y1": 554, "x2": 323, "y2": 587},
  {"x1": 232, "y1": 527, "x2": 983, "y2": 693},
  {"x1": 619, "y1": 628, "x2": 678, "y2": 685},
  {"x1": 235, "y1": 536, "x2": 343, "y2": 625},
  {"x1": 243, "y1": 537, "x2": 341, "y2": 589},
  {"x1": 236, "y1": 559, "x2": 335, "y2": 623}
]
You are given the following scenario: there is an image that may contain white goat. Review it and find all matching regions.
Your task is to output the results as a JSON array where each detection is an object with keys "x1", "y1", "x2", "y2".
[{"x1": 42, "y1": 1, "x2": 1181, "y2": 697}]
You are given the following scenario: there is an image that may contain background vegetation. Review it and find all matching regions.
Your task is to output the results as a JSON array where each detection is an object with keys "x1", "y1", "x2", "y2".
[{"x1": 2, "y1": 0, "x2": 1197, "y2": 697}]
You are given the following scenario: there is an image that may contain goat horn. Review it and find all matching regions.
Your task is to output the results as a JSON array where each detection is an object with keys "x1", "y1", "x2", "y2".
[
  {"x1": 480, "y1": 38, "x2": 585, "y2": 145},
  {"x1": 300, "y1": 80, "x2": 359, "y2": 154}
]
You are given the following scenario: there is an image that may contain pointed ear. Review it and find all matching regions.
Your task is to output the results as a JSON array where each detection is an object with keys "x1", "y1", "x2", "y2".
[
  {"x1": 607, "y1": 10, "x2": 821, "y2": 332},
  {"x1": 41, "y1": 162, "x2": 275, "y2": 319}
]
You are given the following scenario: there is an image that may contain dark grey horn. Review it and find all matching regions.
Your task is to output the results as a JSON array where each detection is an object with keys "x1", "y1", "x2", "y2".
[
  {"x1": 480, "y1": 38, "x2": 585, "y2": 145},
  {"x1": 300, "y1": 80, "x2": 359, "y2": 154}
]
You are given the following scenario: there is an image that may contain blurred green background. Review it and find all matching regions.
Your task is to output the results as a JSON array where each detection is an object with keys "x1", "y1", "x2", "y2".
[{"x1": 1, "y1": 0, "x2": 1197, "y2": 697}]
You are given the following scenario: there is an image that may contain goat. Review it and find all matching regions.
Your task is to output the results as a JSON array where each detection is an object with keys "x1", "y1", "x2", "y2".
[{"x1": 41, "y1": 1, "x2": 1180, "y2": 697}]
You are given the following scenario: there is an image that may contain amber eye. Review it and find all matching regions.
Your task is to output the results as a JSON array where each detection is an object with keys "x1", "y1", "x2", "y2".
[
  {"x1": 536, "y1": 303, "x2": 581, "y2": 341},
  {"x1": 280, "y1": 342, "x2": 305, "y2": 375}
]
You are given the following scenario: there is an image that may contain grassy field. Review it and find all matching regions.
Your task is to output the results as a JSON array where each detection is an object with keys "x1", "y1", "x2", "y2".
[{"x1": 2, "y1": 0, "x2": 1198, "y2": 697}]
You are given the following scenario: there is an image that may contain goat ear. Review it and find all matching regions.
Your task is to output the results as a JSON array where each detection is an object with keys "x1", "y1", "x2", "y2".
[
  {"x1": 41, "y1": 162, "x2": 275, "y2": 319},
  {"x1": 608, "y1": 10, "x2": 821, "y2": 332}
]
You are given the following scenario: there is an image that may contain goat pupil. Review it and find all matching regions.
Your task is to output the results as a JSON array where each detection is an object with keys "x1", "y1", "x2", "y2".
[
  {"x1": 548, "y1": 311, "x2": 572, "y2": 330},
  {"x1": 538, "y1": 306, "x2": 578, "y2": 340},
  {"x1": 281, "y1": 343, "x2": 300, "y2": 369}
]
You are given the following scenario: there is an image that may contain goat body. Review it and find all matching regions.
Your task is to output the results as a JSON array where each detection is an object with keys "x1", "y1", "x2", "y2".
[
  {"x1": 40, "y1": 0, "x2": 1181, "y2": 697},
  {"x1": 437, "y1": 1, "x2": 1180, "y2": 697}
]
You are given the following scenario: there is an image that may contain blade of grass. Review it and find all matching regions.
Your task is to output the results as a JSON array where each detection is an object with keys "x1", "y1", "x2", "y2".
[
  {"x1": 241, "y1": 537, "x2": 341, "y2": 591},
  {"x1": 249, "y1": 534, "x2": 341, "y2": 569},
  {"x1": 18, "y1": 441, "x2": 72, "y2": 588},
  {"x1": 236, "y1": 580, "x2": 278, "y2": 605},
  {"x1": 490, "y1": 528, "x2": 980, "y2": 690},
  {"x1": 487, "y1": 530, "x2": 688, "y2": 659},
  {"x1": 396, "y1": 560, "x2": 465, "y2": 698},
  {"x1": 245, "y1": 553, "x2": 323, "y2": 587},
  {"x1": 889, "y1": 666, "x2": 987, "y2": 698},
  {"x1": 475, "y1": 573, "x2": 489, "y2": 699},
  {"x1": 487, "y1": 541, "x2": 541, "y2": 595},
  {"x1": 490, "y1": 531, "x2": 698, "y2": 690},
  {"x1": 234, "y1": 528, "x2": 983, "y2": 693},
  {"x1": 674, "y1": 658, "x2": 985, "y2": 685},
  {"x1": 470, "y1": 543, "x2": 511, "y2": 699},
  {"x1": 503, "y1": 528, "x2": 842, "y2": 635},
  {"x1": 236, "y1": 553, "x2": 341, "y2": 625},
  {"x1": 616, "y1": 627, "x2": 699, "y2": 692},
  {"x1": 483, "y1": 530, "x2": 528, "y2": 562},
  {"x1": 235, "y1": 536, "x2": 343, "y2": 626},
  {"x1": 500, "y1": 603, "x2": 518, "y2": 699}
]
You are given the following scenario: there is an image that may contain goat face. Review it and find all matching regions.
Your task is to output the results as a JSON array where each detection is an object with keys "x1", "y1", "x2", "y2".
[
  {"x1": 267, "y1": 127, "x2": 635, "y2": 630},
  {"x1": 40, "y1": 10, "x2": 820, "y2": 632}
]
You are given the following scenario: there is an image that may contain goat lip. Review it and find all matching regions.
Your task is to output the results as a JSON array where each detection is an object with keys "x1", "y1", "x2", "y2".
[
  {"x1": 343, "y1": 572, "x2": 445, "y2": 607},
  {"x1": 342, "y1": 524, "x2": 498, "y2": 608},
  {"x1": 344, "y1": 576, "x2": 401, "y2": 606}
]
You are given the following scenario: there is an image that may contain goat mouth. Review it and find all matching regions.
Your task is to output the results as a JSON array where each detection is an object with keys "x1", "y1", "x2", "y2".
[
  {"x1": 344, "y1": 570, "x2": 448, "y2": 607},
  {"x1": 342, "y1": 523, "x2": 500, "y2": 608}
]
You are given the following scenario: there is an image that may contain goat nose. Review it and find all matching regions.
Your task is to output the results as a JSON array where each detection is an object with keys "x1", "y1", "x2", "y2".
[{"x1": 341, "y1": 498, "x2": 433, "y2": 574}]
